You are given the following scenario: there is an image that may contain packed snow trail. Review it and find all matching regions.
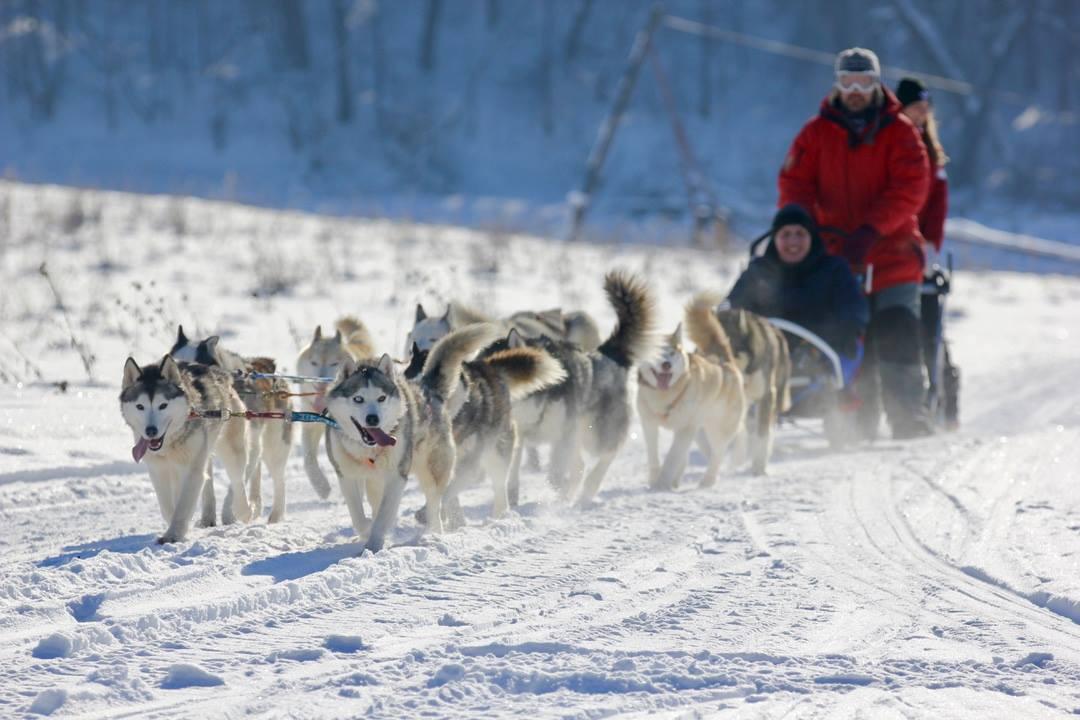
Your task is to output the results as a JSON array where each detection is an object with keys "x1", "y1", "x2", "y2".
[{"x1": 2, "y1": 183, "x2": 1080, "y2": 717}]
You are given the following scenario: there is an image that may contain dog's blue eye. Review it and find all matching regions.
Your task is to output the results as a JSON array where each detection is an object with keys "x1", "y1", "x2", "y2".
[
  {"x1": 352, "y1": 396, "x2": 363, "y2": 404},
  {"x1": 136, "y1": 404, "x2": 144, "y2": 410},
  {"x1": 378, "y1": 395, "x2": 386, "y2": 402},
  {"x1": 158, "y1": 403, "x2": 168, "y2": 410}
]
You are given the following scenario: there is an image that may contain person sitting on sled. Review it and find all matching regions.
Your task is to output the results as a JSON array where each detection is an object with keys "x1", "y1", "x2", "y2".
[{"x1": 728, "y1": 204, "x2": 869, "y2": 368}]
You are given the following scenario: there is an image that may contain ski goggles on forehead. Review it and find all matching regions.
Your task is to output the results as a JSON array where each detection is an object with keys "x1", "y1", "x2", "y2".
[{"x1": 835, "y1": 72, "x2": 879, "y2": 93}]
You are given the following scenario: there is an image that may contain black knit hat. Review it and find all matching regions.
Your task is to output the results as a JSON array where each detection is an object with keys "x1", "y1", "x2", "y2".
[
  {"x1": 896, "y1": 77, "x2": 930, "y2": 106},
  {"x1": 771, "y1": 204, "x2": 816, "y2": 236}
]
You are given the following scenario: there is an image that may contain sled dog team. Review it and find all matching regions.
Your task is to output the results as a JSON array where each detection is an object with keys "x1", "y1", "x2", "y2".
[{"x1": 120, "y1": 271, "x2": 791, "y2": 551}]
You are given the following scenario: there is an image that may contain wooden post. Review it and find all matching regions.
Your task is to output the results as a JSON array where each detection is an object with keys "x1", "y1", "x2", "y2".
[{"x1": 567, "y1": 4, "x2": 665, "y2": 242}]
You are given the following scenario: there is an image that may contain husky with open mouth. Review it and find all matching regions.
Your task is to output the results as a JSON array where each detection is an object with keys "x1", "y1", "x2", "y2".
[
  {"x1": 637, "y1": 294, "x2": 747, "y2": 490},
  {"x1": 120, "y1": 355, "x2": 250, "y2": 544},
  {"x1": 324, "y1": 324, "x2": 498, "y2": 552}
]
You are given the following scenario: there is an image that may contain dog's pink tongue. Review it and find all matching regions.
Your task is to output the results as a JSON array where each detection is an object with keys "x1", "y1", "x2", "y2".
[
  {"x1": 132, "y1": 437, "x2": 149, "y2": 463},
  {"x1": 657, "y1": 373, "x2": 671, "y2": 390},
  {"x1": 368, "y1": 427, "x2": 397, "y2": 447}
]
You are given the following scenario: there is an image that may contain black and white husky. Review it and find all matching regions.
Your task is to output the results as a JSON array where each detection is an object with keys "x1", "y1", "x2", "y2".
[
  {"x1": 482, "y1": 271, "x2": 658, "y2": 506},
  {"x1": 323, "y1": 324, "x2": 499, "y2": 552},
  {"x1": 120, "y1": 355, "x2": 251, "y2": 543}
]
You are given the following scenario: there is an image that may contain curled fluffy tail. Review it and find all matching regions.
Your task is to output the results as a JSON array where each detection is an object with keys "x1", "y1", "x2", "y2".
[
  {"x1": 596, "y1": 270, "x2": 657, "y2": 368},
  {"x1": 336, "y1": 315, "x2": 376, "y2": 358},
  {"x1": 483, "y1": 347, "x2": 567, "y2": 401},
  {"x1": 421, "y1": 323, "x2": 500, "y2": 401},
  {"x1": 685, "y1": 292, "x2": 736, "y2": 365}
]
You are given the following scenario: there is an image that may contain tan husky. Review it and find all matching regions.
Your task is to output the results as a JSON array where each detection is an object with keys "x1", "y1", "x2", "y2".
[
  {"x1": 637, "y1": 293, "x2": 747, "y2": 490},
  {"x1": 296, "y1": 316, "x2": 376, "y2": 498}
]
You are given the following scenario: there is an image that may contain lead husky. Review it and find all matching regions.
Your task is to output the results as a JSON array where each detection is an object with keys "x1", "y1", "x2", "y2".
[
  {"x1": 296, "y1": 317, "x2": 376, "y2": 499},
  {"x1": 403, "y1": 339, "x2": 566, "y2": 525},
  {"x1": 120, "y1": 355, "x2": 251, "y2": 543},
  {"x1": 323, "y1": 324, "x2": 497, "y2": 552},
  {"x1": 482, "y1": 271, "x2": 658, "y2": 507},
  {"x1": 171, "y1": 327, "x2": 294, "y2": 522},
  {"x1": 637, "y1": 294, "x2": 747, "y2": 490},
  {"x1": 407, "y1": 303, "x2": 601, "y2": 356}
]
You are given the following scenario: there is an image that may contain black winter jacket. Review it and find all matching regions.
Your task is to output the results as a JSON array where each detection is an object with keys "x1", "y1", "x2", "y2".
[{"x1": 727, "y1": 233, "x2": 869, "y2": 356}]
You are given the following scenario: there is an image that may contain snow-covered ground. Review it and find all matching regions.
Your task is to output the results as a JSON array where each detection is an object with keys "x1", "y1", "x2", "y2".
[{"x1": 2, "y1": 181, "x2": 1080, "y2": 718}]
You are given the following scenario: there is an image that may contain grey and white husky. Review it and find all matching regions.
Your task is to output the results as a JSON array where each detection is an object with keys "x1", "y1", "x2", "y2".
[
  {"x1": 295, "y1": 317, "x2": 376, "y2": 499},
  {"x1": 323, "y1": 324, "x2": 498, "y2": 552},
  {"x1": 482, "y1": 271, "x2": 658, "y2": 507},
  {"x1": 403, "y1": 337, "x2": 566, "y2": 525},
  {"x1": 406, "y1": 302, "x2": 601, "y2": 357},
  {"x1": 170, "y1": 326, "x2": 294, "y2": 523},
  {"x1": 120, "y1": 355, "x2": 251, "y2": 543}
]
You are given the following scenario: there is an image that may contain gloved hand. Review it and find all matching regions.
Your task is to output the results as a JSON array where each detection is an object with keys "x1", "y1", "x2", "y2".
[{"x1": 843, "y1": 224, "x2": 879, "y2": 268}]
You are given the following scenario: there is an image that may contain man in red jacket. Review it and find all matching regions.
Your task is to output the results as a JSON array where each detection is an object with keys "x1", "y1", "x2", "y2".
[{"x1": 779, "y1": 47, "x2": 933, "y2": 439}]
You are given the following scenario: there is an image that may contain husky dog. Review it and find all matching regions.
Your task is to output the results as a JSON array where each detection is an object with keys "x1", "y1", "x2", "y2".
[
  {"x1": 403, "y1": 339, "x2": 566, "y2": 524},
  {"x1": 120, "y1": 355, "x2": 251, "y2": 543},
  {"x1": 295, "y1": 317, "x2": 376, "y2": 499},
  {"x1": 713, "y1": 305, "x2": 792, "y2": 475},
  {"x1": 407, "y1": 303, "x2": 601, "y2": 356},
  {"x1": 483, "y1": 271, "x2": 657, "y2": 507},
  {"x1": 508, "y1": 308, "x2": 602, "y2": 352},
  {"x1": 323, "y1": 324, "x2": 498, "y2": 552},
  {"x1": 638, "y1": 294, "x2": 747, "y2": 490},
  {"x1": 171, "y1": 327, "x2": 294, "y2": 523}
]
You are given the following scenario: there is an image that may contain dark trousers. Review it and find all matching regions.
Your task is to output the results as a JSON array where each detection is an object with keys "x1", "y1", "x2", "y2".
[{"x1": 857, "y1": 282, "x2": 931, "y2": 439}]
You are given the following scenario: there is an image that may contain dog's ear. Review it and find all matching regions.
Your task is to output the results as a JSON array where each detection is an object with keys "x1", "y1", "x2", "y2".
[
  {"x1": 313, "y1": 325, "x2": 323, "y2": 341},
  {"x1": 507, "y1": 328, "x2": 526, "y2": 349},
  {"x1": 441, "y1": 304, "x2": 453, "y2": 324},
  {"x1": 415, "y1": 303, "x2": 427, "y2": 323},
  {"x1": 204, "y1": 336, "x2": 222, "y2": 364},
  {"x1": 176, "y1": 325, "x2": 188, "y2": 345},
  {"x1": 538, "y1": 308, "x2": 563, "y2": 326},
  {"x1": 670, "y1": 323, "x2": 683, "y2": 346},
  {"x1": 123, "y1": 357, "x2": 142, "y2": 389},
  {"x1": 160, "y1": 354, "x2": 182, "y2": 384},
  {"x1": 377, "y1": 353, "x2": 395, "y2": 377},
  {"x1": 333, "y1": 328, "x2": 343, "y2": 343}
]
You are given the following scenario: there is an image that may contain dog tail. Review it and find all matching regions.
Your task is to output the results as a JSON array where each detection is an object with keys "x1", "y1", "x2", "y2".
[
  {"x1": 597, "y1": 270, "x2": 658, "y2": 368},
  {"x1": 336, "y1": 316, "x2": 376, "y2": 358},
  {"x1": 421, "y1": 323, "x2": 500, "y2": 401},
  {"x1": 482, "y1": 347, "x2": 567, "y2": 400},
  {"x1": 685, "y1": 292, "x2": 737, "y2": 365}
]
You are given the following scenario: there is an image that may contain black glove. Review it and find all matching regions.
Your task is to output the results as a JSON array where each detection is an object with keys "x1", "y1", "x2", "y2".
[{"x1": 842, "y1": 224, "x2": 879, "y2": 268}]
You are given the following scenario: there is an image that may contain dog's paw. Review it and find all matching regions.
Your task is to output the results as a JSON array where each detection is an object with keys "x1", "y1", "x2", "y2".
[
  {"x1": 363, "y1": 535, "x2": 384, "y2": 554},
  {"x1": 156, "y1": 533, "x2": 180, "y2": 545},
  {"x1": 268, "y1": 506, "x2": 285, "y2": 524},
  {"x1": 196, "y1": 515, "x2": 217, "y2": 529},
  {"x1": 250, "y1": 496, "x2": 264, "y2": 517}
]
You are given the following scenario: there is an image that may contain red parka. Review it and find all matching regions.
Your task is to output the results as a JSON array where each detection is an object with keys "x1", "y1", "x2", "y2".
[
  {"x1": 779, "y1": 90, "x2": 930, "y2": 292},
  {"x1": 919, "y1": 166, "x2": 948, "y2": 252}
]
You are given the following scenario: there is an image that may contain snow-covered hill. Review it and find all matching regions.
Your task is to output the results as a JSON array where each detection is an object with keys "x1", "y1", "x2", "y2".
[{"x1": 2, "y1": 182, "x2": 1080, "y2": 717}]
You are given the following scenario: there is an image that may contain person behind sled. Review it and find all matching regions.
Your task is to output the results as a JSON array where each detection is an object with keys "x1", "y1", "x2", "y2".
[
  {"x1": 777, "y1": 47, "x2": 933, "y2": 440},
  {"x1": 728, "y1": 204, "x2": 868, "y2": 364}
]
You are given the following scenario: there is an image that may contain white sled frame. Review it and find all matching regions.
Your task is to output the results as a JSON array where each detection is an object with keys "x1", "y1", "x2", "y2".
[{"x1": 766, "y1": 317, "x2": 845, "y2": 390}]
